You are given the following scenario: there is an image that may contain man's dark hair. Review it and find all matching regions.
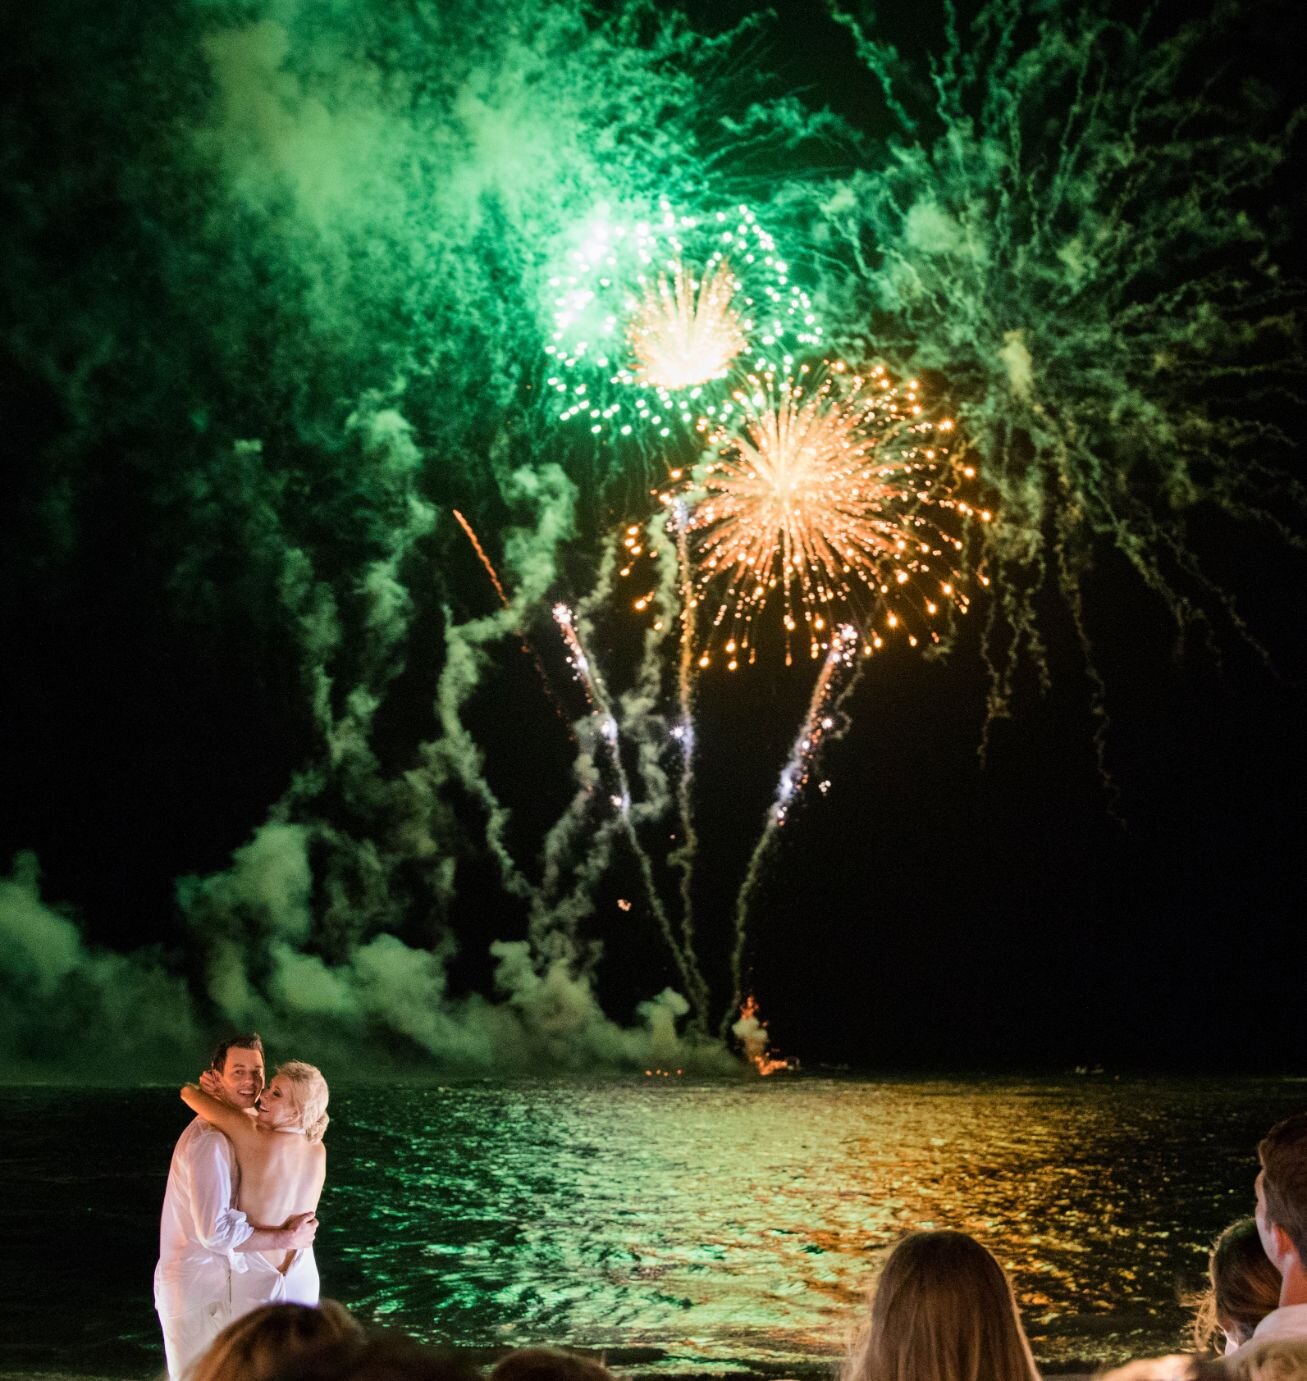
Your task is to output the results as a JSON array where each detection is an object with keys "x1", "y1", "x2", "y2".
[
  {"x1": 1258, "y1": 1112, "x2": 1307, "y2": 1264},
  {"x1": 209, "y1": 1033, "x2": 265, "y2": 1072}
]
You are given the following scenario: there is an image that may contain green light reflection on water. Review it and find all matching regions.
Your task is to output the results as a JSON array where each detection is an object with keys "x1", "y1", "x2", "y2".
[{"x1": 318, "y1": 1077, "x2": 1290, "y2": 1373}]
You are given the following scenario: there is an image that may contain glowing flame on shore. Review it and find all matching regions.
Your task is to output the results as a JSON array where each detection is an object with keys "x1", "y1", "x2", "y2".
[{"x1": 734, "y1": 995, "x2": 790, "y2": 1076}]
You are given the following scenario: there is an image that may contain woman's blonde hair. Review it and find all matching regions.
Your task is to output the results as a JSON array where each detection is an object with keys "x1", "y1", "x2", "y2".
[
  {"x1": 1226, "y1": 1341, "x2": 1307, "y2": 1381},
  {"x1": 843, "y1": 1230, "x2": 1041, "y2": 1381},
  {"x1": 1192, "y1": 1216, "x2": 1281, "y2": 1352},
  {"x1": 186, "y1": 1300, "x2": 360, "y2": 1381},
  {"x1": 278, "y1": 1060, "x2": 330, "y2": 1142}
]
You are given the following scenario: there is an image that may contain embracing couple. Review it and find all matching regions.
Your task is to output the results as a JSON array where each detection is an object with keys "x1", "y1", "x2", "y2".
[{"x1": 152, "y1": 1033, "x2": 331, "y2": 1380}]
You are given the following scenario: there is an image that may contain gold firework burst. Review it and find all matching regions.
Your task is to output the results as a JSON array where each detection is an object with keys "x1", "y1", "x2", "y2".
[
  {"x1": 627, "y1": 258, "x2": 747, "y2": 391},
  {"x1": 669, "y1": 364, "x2": 982, "y2": 667}
]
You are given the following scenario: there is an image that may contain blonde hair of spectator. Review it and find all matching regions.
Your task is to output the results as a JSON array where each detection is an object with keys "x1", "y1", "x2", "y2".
[
  {"x1": 185, "y1": 1300, "x2": 361, "y2": 1381},
  {"x1": 1191, "y1": 1217, "x2": 1282, "y2": 1353},
  {"x1": 278, "y1": 1059, "x2": 330, "y2": 1141},
  {"x1": 1099, "y1": 1343, "x2": 1307, "y2": 1381},
  {"x1": 842, "y1": 1229, "x2": 1041, "y2": 1381},
  {"x1": 1227, "y1": 1341, "x2": 1307, "y2": 1381}
]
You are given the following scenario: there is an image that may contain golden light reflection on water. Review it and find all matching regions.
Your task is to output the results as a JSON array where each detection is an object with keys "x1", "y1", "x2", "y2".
[{"x1": 325, "y1": 1078, "x2": 1299, "y2": 1374}]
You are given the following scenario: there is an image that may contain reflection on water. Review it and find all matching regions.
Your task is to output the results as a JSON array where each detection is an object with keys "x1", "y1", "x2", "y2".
[
  {"x1": 321, "y1": 1077, "x2": 1294, "y2": 1372},
  {"x1": 0, "y1": 1077, "x2": 1299, "y2": 1377}
]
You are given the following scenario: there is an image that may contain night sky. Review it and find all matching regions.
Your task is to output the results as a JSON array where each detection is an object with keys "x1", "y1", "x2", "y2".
[{"x1": 2, "y1": 0, "x2": 1303, "y2": 1078}]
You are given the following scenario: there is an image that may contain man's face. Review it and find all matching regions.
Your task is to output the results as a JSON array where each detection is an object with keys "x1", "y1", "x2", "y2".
[{"x1": 215, "y1": 1046, "x2": 265, "y2": 1108}]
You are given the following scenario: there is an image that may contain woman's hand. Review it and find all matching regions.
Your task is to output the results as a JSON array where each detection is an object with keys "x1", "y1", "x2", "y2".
[{"x1": 198, "y1": 1069, "x2": 223, "y2": 1098}]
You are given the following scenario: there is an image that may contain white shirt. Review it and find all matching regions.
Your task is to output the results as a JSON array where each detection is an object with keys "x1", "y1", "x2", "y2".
[{"x1": 153, "y1": 1116, "x2": 253, "y2": 1316}]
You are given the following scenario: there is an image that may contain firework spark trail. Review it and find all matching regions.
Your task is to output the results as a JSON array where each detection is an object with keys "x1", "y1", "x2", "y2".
[
  {"x1": 610, "y1": 512, "x2": 714, "y2": 1028},
  {"x1": 452, "y1": 507, "x2": 576, "y2": 737},
  {"x1": 623, "y1": 504, "x2": 712, "y2": 1025},
  {"x1": 552, "y1": 601, "x2": 706, "y2": 1021},
  {"x1": 722, "y1": 624, "x2": 862, "y2": 1036},
  {"x1": 680, "y1": 365, "x2": 974, "y2": 668},
  {"x1": 668, "y1": 504, "x2": 705, "y2": 1001},
  {"x1": 452, "y1": 508, "x2": 509, "y2": 605}
]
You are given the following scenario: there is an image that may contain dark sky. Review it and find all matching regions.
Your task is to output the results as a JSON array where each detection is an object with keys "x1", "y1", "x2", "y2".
[{"x1": 1, "y1": 0, "x2": 1303, "y2": 1075}]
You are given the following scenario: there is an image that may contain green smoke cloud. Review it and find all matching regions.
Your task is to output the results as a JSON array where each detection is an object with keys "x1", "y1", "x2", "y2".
[
  {"x1": 3, "y1": 0, "x2": 1300, "y2": 1075},
  {"x1": 3, "y1": 0, "x2": 776, "y2": 1073}
]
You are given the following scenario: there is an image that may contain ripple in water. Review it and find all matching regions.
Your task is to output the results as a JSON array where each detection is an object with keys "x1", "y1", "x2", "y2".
[
  {"x1": 0, "y1": 1076, "x2": 1300, "y2": 1377},
  {"x1": 321, "y1": 1077, "x2": 1296, "y2": 1373}
]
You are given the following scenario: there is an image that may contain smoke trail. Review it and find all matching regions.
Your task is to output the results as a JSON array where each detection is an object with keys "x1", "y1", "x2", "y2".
[
  {"x1": 554, "y1": 596, "x2": 708, "y2": 1022},
  {"x1": 723, "y1": 627, "x2": 863, "y2": 1034},
  {"x1": 424, "y1": 465, "x2": 577, "y2": 904},
  {"x1": 598, "y1": 514, "x2": 714, "y2": 1027},
  {"x1": 664, "y1": 504, "x2": 708, "y2": 1010}
]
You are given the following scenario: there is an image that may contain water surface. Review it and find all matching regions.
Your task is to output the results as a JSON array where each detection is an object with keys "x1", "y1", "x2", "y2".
[{"x1": 0, "y1": 1075, "x2": 1299, "y2": 1378}]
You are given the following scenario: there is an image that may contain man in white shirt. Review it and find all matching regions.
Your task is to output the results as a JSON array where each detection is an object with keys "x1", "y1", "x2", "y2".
[
  {"x1": 1240, "y1": 1112, "x2": 1307, "y2": 1352},
  {"x1": 153, "y1": 1034, "x2": 318, "y2": 1379}
]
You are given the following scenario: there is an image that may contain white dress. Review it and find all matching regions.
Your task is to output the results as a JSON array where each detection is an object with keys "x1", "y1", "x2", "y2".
[{"x1": 230, "y1": 1244, "x2": 320, "y2": 1316}]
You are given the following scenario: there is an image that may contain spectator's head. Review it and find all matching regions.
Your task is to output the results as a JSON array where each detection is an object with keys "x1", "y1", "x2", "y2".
[
  {"x1": 207, "y1": 1034, "x2": 265, "y2": 1109},
  {"x1": 491, "y1": 1348, "x2": 615, "y2": 1381},
  {"x1": 186, "y1": 1300, "x2": 361, "y2": 1381},
  {"x1": 278, "y1": 1334, "x2": 485, "y2": 1381},
  {"x1": 1098, "y1": 1359, "x2": 1204, "y2": 1381},
  {"x1": 1257, "y1": 1114, "x2": 1307, "y2": 1281},
  {"x1": 1193, "y1": 1217, "x2": 1281, "y2": 1353},
  {"x1": 259, "y1": 1060, "x2": 330, "y2": 1141},
  {"x1": 1100, "y1": 1343, "x2": 1307, "y2": 1381},
  {"x1": 843, "y1": 1230, "x2": 1040, "y2": 1381}
]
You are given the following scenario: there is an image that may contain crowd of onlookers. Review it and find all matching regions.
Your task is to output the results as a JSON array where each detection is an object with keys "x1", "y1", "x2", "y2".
[{"x1": 176, "y1": 1110, "x2": 1307, "y2": 1381}]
